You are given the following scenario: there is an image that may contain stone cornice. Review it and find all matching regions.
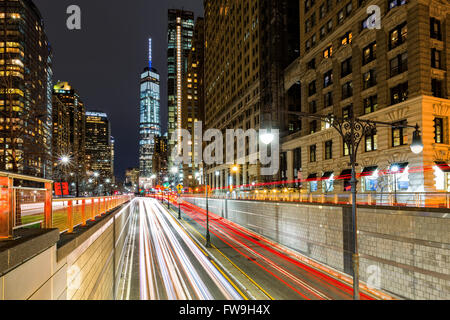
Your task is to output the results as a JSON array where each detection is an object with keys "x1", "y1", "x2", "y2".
[
  {"x1": 317, "y1": 57, "x2": 333, "y2": 73},
  {"x1": 334, "y1": 44, "x2": 353, "y2": 63},
  {"x1": 382, "y1": 5, "x2": 407, "y2": 32},
  {"x1": 429, "y1": 0, "x2": 450, "y2": 19}
]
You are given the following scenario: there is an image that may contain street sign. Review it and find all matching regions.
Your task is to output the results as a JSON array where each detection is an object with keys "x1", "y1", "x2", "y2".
[
  {"x1": 54, "y1": 183, "x2": 62, "y2": 196},
  {"x1": 177, "y1": 197, "x2": 183, "y2": 204},
  {"x1": 176, "y1": 184, "x2": 183, "y2": 194},
  {"x1": 61, "y1": 182, "x2": 69, "y2": 196}
]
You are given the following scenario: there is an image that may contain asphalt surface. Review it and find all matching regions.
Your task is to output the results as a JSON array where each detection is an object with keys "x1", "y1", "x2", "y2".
[
  {"x1": 163, "y1": 196, "x2": 378, "y2": 300},
  {"x1": 118, "y1": 198, "x2": 243, "y2": 300},
  {"x1": 118, "y1": 197, "x2": 380, "y2": 300}
]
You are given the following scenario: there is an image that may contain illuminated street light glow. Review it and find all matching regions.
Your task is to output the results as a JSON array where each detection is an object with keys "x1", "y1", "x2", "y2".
[
  {"x1": 59, "y1": 155, "x2": 70, "y2": 165},
  {"x1": 260, "y1": 132, "x2": 274, "y2": 145},
  {"x1": 410, "y1": 127, "x2": 424, "y2": 154}
]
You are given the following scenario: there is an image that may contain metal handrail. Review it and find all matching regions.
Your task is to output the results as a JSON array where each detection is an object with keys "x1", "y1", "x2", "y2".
[{"x1": 181, "y1": 191, "x2": 450, "y2": 209}]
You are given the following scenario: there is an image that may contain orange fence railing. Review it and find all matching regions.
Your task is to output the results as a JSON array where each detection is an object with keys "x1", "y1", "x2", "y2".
[{"x1": 0, "y1": 171, "x2": 134, "y2": 239}]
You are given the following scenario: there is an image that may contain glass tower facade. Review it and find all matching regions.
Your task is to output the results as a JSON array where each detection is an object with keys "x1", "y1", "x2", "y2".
[
  {"x1": 167, "y1": 9, "x2": 195, "y2": 163},
  {"x1": 139, "y1": 66, "x2": 161, "y2": 180}
]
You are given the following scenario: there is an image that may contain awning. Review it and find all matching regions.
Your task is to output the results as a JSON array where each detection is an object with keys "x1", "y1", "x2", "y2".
[
  {"x1": 337, "y1": 169, "x2": 352, "y2": 180},
  {"x1": 390, "y1": 162, "x2": 409, "y2": 173},
  {"x1": 321, "y1": 171, "x2": 334, "y2": 180},
  {"x1": 360, "y1": 166, "x2": 378, "y2": 177},
  {"x1": 306, "y1": 173, "x2": 317, "y2": 181},
  {"x1": 435, "y1": 161, "x2": 450, "y2": 172}
]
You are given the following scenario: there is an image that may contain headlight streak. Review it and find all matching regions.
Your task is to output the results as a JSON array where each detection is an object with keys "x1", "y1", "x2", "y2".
[
  {"x1": 182, "y1": 202, "x2": 329, "y2": 299},
  {"x1": 178, "y1": 199, "x2": 375, "y2": 300},
  {"x1": 138, "y1": 198, "x2": 242, "y2": 300},
  {"x1": 118, "y1": 200, "x2": 139, "y2": 300},
  {"x1": 153, "y1": 200, "x2": 242, "y2": 300}
]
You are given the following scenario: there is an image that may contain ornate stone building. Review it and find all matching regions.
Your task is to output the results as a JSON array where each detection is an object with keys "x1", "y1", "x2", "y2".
[
  {"x1": 204, "y1": 0, "x2": 300, "y2": 190},
  {"x1": 282, "y1": 0, "x2": 450, "y2": 198}
]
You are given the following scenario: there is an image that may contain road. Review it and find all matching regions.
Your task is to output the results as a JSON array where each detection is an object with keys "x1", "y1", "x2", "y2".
[
  {"x1": 164, "y1": 197, "x2": 380, "y2": 300},
  {"x1": 118, "y1": 198, "x2": 244, "y2": 300}
]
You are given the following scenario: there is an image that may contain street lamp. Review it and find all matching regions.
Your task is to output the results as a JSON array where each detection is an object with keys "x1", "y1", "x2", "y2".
[
  {"x1": 292, "y1": 111, "x2": 423, "y2": 300},
  {"x1": 260, "y1": 132, "x2": 275, "y2": 145},
  {"x1": 203, "y1": 167, "x2": 211, "y2": 248},
  {"x1": 391, "y1": 165, "x2": 400, "y2": 204},
  {"x1": 410, "y1": 125, "x2": 424, "y2": 154},
  {"x1": 231, "y1": 165, "x2": 239, "y2": 191},
  {"x1": 59, "y1": 155, "x2": 70, "y2": 165}
]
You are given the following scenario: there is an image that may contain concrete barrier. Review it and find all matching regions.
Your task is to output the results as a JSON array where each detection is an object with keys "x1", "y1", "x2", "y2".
[{"x1": 0, "y1": 199, "x2": 136, "y2": 300}]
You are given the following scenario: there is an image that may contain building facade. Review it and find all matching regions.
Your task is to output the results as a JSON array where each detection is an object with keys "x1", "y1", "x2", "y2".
[
  {"x1": 204, "y1": 0, "x2": 299, "y2": 190},
  {"x1": 0, "y1": 0, "x2": 53, "y2": 178},
  {"x1": 53, "y1": 81, "x2": 86, "y2": 192},
  {"x1": 167, "y1": 9, "x2": 195, "y2": 165},
  {"x1": 281, "y1": 0, "x2": 450, "y2": 199},
  {"x1": 152, "y1": 135, "x2": 168, "y2": 186},
  {"x1": 125, "y1": 167, "x2": 139, "y2": 192},
  {"x1": 139, "y1": 65, "x2": 161, "y2": 186},
  {"x1": 110, "y1": 136, "x2": 115, "y2": 183},
  {"x1": 182, "y1": 17, "x2": 205, "y2": 187},
  {"x1": 51, "y1": 94, "x2": 70, "y2": 180},
  {"x1": 85, "y1": 111, "x2": 113, "y2": 185}
]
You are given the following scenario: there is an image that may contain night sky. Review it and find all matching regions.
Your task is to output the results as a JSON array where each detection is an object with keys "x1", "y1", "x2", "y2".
[{"x1": 33, "y1": 0, "x2": 204, "y2": 180}]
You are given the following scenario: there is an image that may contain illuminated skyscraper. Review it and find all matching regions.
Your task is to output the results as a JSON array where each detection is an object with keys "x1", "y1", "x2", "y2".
[
  {"x1": 139, "y1": 38, "x2": 161, "y2": 186},
  {"x1": 182, "y1": 17, "x2": 204, "y2": 187},
  {"x1": 53, "y1": 81, "x2": 86, "y2": 195},
  {"x1": 0, "y1": 0, "x2": 53, "y2": 178},
  {"x1": 85, "y1": 111, "x2": 112, "y2": 183},
  {"x1": 167, "y1": 9, "x2": 195, "y2": 164}
]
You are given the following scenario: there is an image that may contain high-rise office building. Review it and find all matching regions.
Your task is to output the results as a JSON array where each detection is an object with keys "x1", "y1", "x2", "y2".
[
  {"x1": 0, "y1": 0, "x2": 53, "y2": 178},
  {"x1": 204, "y1": 0, "x2": 299, "y2": 189},
  {"x1": 53, "y1": 81, "x2": 86, "y2": 190},
  {"x1": 281, "y1": 0, "x2": 450, "y2": 196},
  {"x1": 125, "y1": 167, "x2": 139, "y2": 192},
  {"x1": 52, "y1": 95, "x2": 70, "y2": 179},
  {"x1": 167, "y1": 9, "x2": 195, "y2": 164},
  {"x1": 139, "y1": 39, "x2": 161, "y2": 187},
  {"x1": 182, "y1": 17, "x2": 205, "y2": 187},
  {"x1": 110, "y1": 136, "x2": 115, "y2": 182},
  {"x1": 152, "y1": 135, "x2": 168, "y2": 186},
  {"x1": 85, "y1": 111, "x2": 112, "y2": 186}
]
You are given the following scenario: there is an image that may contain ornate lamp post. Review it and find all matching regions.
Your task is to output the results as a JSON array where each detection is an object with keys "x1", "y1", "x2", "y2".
[{"x1": 291, "y1": 111, "x2": 423, "y2": 300}]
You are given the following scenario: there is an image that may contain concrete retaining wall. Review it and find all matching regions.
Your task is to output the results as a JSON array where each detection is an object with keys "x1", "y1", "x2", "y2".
[
  {"x1": 184, "y1": 197, "x2": 450, "y2": 300},
  {"x1": 0, "y1": 199, "x2": 136, "y2": 300}
]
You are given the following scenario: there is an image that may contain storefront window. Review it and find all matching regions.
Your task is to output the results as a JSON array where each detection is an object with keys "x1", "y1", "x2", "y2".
[
  {"x1": 307, "y1": 173, "x2": 318, "y2": 192},
  {"x1": 324, "y1": 175, "x2": 334, "y2": 192},
  {"x1": 434, "y1": 163, "x2": 450, "y2": 191},
  {"x1": 393, "y1": 166, "x2": 409, "y2": 191},
  {"x1": 434, "y1": 165, "x2": 445, "y2": 190},
  {"x1": 364, "y1": 170, "x2": 379, "y2": 191}
]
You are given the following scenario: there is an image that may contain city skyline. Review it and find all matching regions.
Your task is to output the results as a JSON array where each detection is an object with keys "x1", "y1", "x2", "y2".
[
  {"x1": 34, "y1": 0, "x2": 204, "y2": 179},
  {"x1": 0, "y1": 0, "x2": 448, "y2": 305}
]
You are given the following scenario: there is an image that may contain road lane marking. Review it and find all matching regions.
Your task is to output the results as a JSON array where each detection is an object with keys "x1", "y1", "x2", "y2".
[{"x1": 168, "y1": 205, "x2": 274, "y2": 301}]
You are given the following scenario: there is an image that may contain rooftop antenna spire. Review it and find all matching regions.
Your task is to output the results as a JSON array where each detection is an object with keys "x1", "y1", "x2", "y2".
[{"x1": 148, "y1": 37, "x2": 152, "y2": 69}]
